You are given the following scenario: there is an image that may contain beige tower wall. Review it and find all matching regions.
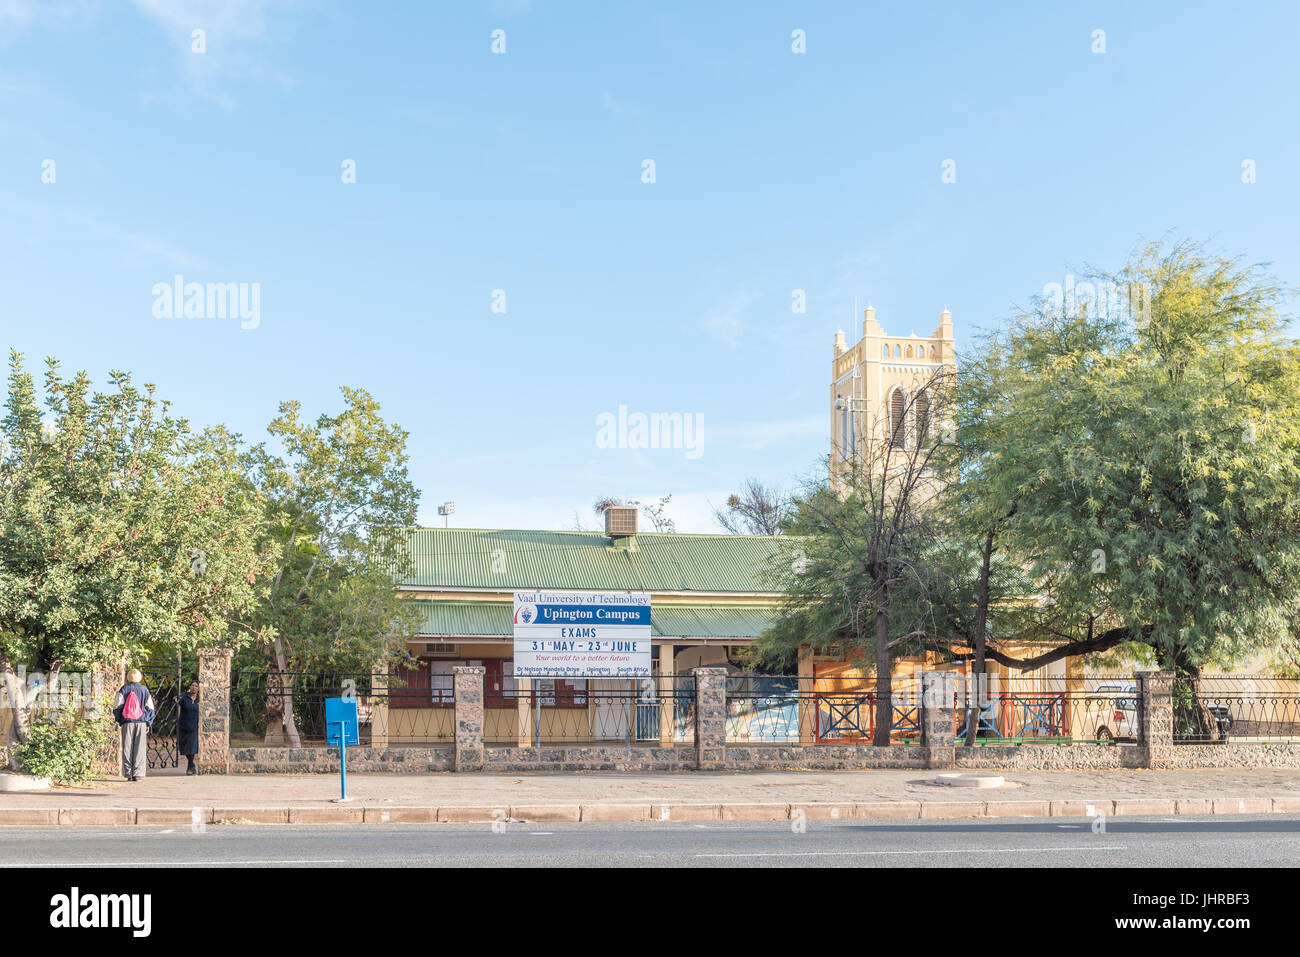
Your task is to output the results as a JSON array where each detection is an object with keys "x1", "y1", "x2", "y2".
[{"x1": 831, "y1": 306, "x2": 956, "y2": 469}]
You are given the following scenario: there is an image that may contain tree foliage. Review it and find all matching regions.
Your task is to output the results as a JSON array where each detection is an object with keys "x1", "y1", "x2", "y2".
[
  {"x1": 244, "y1": 388, "x2": 422, "y2": 744},
  {"x1": 966, "y1": 242, "x2": 1300, "y2": 674},
  {"x1": 0, "y1": 351, "x2": 270, "y2": 674}
]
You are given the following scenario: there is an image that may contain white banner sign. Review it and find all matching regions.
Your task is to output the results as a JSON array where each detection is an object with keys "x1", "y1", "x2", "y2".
[{"x1": 513, "y1": 590, "x2": 652, "y2": 678}]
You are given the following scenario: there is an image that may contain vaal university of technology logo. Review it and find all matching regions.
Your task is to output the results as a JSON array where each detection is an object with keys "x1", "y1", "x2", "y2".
[
  {"x1": 514, "y1": 602, "x2": 537, "y2": 625},
  {"x1": 49, "y1": 887, "x2": 151, "y2": 937}
]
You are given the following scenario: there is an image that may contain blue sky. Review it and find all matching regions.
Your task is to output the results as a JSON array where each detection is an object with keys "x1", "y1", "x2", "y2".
[{"x1": 2, "y1": 1, "x2": 1297, "y2": 532}]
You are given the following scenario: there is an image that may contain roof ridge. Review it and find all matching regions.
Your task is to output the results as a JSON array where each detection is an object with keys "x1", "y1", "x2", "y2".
[{"x1": 401, "y1": 526, "x2": 795, "y2": 540}]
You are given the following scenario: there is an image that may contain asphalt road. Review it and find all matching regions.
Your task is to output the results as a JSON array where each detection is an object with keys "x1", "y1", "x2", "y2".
[{"x1": 1, "y1": 815, "x2": 1298, "y2": 867}]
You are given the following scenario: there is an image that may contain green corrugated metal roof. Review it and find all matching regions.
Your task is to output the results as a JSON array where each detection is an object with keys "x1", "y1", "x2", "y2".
[
  {"x1": 646, "y1": 604, "x2": 775, "y2": 638},
  {"x1": 414, "y1": 600, "x2": 511, "y2": 635},
  {"x1": 397, "y1": 527, "x2": 789, "y2": 594},
  {"x1": 414, "y1": 599, "x2": 776, "y2": 639}
]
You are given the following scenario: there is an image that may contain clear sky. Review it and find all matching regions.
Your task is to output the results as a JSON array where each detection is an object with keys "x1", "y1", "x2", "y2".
[{"x1": 2, "y1": 1, "x2": 1297, "y2": 532}]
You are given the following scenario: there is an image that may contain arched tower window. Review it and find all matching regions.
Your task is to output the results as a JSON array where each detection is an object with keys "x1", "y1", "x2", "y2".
[
  {"x1": 914, "y1": 389, "x2": 931, "y2": 445},
  {"x1": 889, "y1": 388, "x2": 907, "y2": 449},
  {"x1": 893, "y1": 345, "x2": 901, "y2": 358},
  {"x1": 905, "y1": 345, "x2": 913, "y2": 358}
]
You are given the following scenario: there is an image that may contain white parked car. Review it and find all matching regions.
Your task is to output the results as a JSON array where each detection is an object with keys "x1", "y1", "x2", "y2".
[{"x1": 1080, "y1": 682, "x2": 1138, "y2": 741}]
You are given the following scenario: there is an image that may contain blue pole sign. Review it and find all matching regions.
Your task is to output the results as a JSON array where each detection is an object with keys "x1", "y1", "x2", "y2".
[{"x1": 325, "y1": 697, "x2": 359, "y2": 801}]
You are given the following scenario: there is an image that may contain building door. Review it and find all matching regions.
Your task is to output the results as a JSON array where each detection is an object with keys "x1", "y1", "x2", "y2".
[{"x1": 591, "y1": 679, "x2": 629, "y2": 741}]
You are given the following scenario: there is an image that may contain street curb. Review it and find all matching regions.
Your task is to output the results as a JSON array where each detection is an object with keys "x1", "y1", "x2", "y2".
[{"x1": 1, "y1": 796, "x2": 1297, "y2": 825}]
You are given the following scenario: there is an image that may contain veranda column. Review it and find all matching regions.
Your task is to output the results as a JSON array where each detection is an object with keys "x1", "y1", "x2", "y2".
[
  {"x1": 370, "y1": 663, "x2": 388, "y2": 748},
  {"x1": 658, "y1": 646, "x2": 675, "y2": 748},
  {"x1": 516, "y1": 677, "x2": 533, "y2": 747},
  {"x1": 798, "y1": 647, "x2": 815, "y2": 746}
]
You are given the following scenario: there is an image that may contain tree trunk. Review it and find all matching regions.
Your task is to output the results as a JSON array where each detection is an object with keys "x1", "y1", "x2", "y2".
[
  {"x1": 965, "y1": 524, "x2": 996, "y2": 746},
  {"x1": 1178, "y1": 665, "x2": 1221, "y2": 742},
  {"x1": 263, "y1": 661, "x2": 286, "y2": 746},
  {"x1": 1, "y1": 648, "x2": 35, "y2": 770},
  {"x1": 263, "y1": 635, "x2": 302, "y2": 747},
  {"x1": 872, "y1": 589, "x2": 892, "y2": 747}
]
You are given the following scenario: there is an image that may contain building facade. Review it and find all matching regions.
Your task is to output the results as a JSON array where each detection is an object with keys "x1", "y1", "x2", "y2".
[{"x1": 385, "y1": 524, "x2": 786, "y2": 745}]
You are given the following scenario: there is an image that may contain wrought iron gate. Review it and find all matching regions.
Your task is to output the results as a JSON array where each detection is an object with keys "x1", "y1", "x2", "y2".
[{"x1": 140, "y1": 661, "x2": 197, "y2": 770}]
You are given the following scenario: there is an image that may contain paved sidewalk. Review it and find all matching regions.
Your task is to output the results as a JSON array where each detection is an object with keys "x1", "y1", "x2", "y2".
[{"x1": 3, "y1": 767, "x2": 1300, "y2": 824}]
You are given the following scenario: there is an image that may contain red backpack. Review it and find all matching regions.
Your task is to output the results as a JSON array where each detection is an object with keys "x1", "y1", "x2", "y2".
[{"x1": 122, "y1": 690, "x2": 143, "y2": 721}]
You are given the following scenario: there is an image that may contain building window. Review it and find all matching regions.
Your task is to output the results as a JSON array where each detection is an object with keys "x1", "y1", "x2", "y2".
[
  {"x1": 889, "y1": 388, "x2": 907, "y2": 449},
  {"x1": 838, "y1": 405, "x2": 856, "y2": 460},
  {"x1": 894, "y1": 345, "x2": 901, "y2": 358},
  {"x1": 485, "y1": 659, "x2": 517, "y2": 707},
  {"x1": 537, "y1": 678, "x2": 587, "y2": 708},
  {"x1": 914, "y1": 389, "x2": 930, "y2": 445},
  {"x1": 429, "y1": 661, "x2": 457, "y2": 706}
]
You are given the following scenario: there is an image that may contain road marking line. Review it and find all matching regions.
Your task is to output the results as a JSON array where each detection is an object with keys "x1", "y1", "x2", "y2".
[
  {"x1": 11, "y1": 860, "x2": 357, "y2": 867},
  {"x1": 695, "y1": 846, "x2": 1128, "y2": 858}
]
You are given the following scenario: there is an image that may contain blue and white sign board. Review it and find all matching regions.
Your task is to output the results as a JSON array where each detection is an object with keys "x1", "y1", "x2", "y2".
[
  {"x1": 513, "y1": 591, "x2": 652, "y2": 678},
  {"x1": 324, "y1": 697, "x2": 359, "y2": 746}
]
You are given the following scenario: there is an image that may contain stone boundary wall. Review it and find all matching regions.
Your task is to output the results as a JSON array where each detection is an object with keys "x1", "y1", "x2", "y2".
[
  {"x1": 726, "y1": 744, "x2": 927, "y2": 770},
  {"x1": 483, "y1": 746, "x2": 696, "y2": 773},
  {"x1": 204, "y1": 657, "x2": 1300, "y2": 773},
  {"x1": 229, "y1": 746, "x2": 453, "y2": 773},
  {"x1": 1161, "y1": 742, "x2": 1300, "y2": 768},
  {"x1": 954, "y1": 744, "x2": 1137, "y2": 771},
  {"x1": 224, "y1": 741, "x2": 1300, "y2": 774}
]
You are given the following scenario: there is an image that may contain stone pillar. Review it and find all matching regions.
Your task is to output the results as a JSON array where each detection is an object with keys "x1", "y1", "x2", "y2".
[
  {"x1": 658, "y1": 646, "x2": 675, "y2": 748},
  {"x1": 921, "y1": 670, "x2": 956, "y2": 769},
  {"x1": 370, "y1": 664, "x2": 388, "y2": 749},
  {"x1": 453, "y1": 666, "x2": 485, "y2": 771},
  {"x1": 516, "y1": 677, "x2": 533, "y2": 747},
  {"x1": 693, "y1": 667, "x2": 727, "y2": 771},
  {"x1": 197, "y1": 648, "x2": 232, "y2": 775},
  {"x1": 797, "y1": 646, "x2": 816, "y2": 746},
  {"x1": 1136, "y1": 670, "x2": 1174, "y2": 769}
]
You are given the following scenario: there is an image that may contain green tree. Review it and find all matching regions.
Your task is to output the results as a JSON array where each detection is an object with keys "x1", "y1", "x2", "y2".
[
  {"x1": 247, "y1": 387, "x2": 421, "y2": 745},
  {"x1": 0, "y1": 352, "x2": 269, "y2": 759},
  {"x1": 961, "y1": 242, "x2": 1300, "y2": 736}
]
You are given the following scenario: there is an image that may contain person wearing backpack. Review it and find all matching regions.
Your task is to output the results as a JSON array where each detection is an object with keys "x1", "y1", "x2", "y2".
[{"x1": 113, "y1": 669, "x2": 157, "y2": 781}]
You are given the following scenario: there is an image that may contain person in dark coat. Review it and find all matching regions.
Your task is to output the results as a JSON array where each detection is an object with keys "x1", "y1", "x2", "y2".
[{"x1": 178, "y1": 681, "x2": 200, "y2": 775}]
